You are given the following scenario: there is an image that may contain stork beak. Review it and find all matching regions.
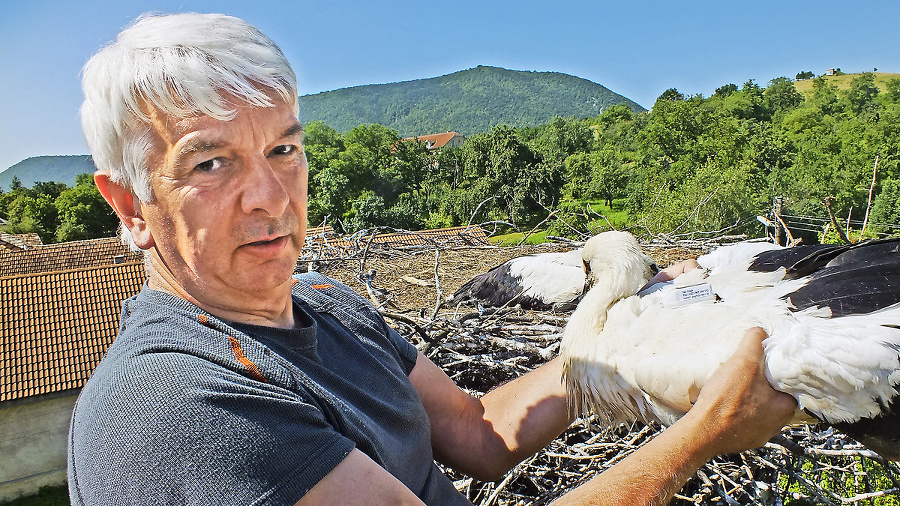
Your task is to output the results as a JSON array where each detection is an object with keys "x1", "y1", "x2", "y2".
[{"x1": 581, "y1": 259, "x2": 594, "y2": 295}]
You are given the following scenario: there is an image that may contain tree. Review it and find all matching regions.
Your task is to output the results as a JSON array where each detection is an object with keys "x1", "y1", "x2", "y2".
[
  {"x1": 846, "y1": 72, "x2": 880, "y2": 114},
  {"x1": 55, "y1": 174, "x2": 118, "y2": 241},
  {"x1": 714, "y1": 84, "x2": 738, "y2": 98},
  {"x1": 795, "y1": 71, "x2": 814, "y2": 81},
  {"x1": 884, "y1": 78, "x2": 900, "y2": 103},
  {"x1": 588, "y1": 148, "x2": 628, "y2": 207},
  {"x1": 869, "y1": 178, "x2": 900, "y2": 235},
  {"x1": 656, "y1": 88, "x2": 685, "y2": 103},
  {"x1": 764, "y1": 77, "x2": 804, "y2": 115},
  {"x1": 810, "y1": 76, "x2": 840, "y2": 115}
]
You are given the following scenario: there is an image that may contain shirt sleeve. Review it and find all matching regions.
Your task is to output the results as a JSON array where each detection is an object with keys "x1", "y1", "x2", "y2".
[{"x1": 385, "y1": 325, "x2": 419, "y2": 375}]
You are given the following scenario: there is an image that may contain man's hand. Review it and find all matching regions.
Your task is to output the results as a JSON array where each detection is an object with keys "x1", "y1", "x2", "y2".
[
  {"x1": 640, "y1": 258, "x2": 700, "y2": 292},
  {"x1": 688, "y1": 327, "x2": 798, "y2": 455}
]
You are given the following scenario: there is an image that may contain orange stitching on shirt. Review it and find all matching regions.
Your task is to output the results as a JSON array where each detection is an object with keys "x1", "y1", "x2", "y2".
[
  {"x1": 197, "y1": 314, "x2": 209, "y2": 326},
  {"x1": 228, "y1": 336, "x2": 268, "y2": 383},
  {"x1": 311, "y1": 284, "x2": 334, "y2": 289}
]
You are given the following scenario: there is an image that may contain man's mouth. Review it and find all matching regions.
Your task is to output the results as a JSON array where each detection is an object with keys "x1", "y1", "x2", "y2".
[{"x1": 242, "y1": 235, "x2": 290, "y2": 250}]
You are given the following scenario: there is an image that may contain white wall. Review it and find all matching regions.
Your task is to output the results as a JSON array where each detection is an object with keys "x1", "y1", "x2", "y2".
[{"x1": 0, "y1": 393, "x2": 77, "y2": 502}]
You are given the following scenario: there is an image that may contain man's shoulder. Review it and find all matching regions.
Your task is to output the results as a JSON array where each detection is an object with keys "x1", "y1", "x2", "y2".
[{"x1": 290, "y1": 272, "x2": 384, "y2": 329}]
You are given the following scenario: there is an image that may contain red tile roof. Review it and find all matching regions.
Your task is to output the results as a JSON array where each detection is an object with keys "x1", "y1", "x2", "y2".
[
  {"x1": 1, "y1": 227, "x2": 486, "y2": 403},
  {"x1": 1, "y1": 263, "x2": 145, "y2": 402},
  {"x1": 0, "y1": 237, "x2": 142, "y2": 277}
]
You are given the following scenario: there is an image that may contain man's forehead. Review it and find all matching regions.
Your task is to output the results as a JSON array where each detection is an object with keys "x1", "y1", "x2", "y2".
[{"x1": 144, "y1": 101, "x2": 300, "y2": 150}]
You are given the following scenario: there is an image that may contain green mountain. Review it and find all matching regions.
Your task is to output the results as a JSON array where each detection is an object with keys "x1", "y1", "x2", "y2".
[
  {"x1": 298, "y1": 65, "x2": 645, "y2": 136},
  {"x1": 0, "y1": 155, "x2": 96, "y2": 190}
]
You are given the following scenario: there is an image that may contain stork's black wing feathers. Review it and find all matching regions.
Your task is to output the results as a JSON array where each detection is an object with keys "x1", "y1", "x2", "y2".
[
  {"x1": 749, "y1": 244, "x2": 844, "y2": 274},
  {"x1": 836, "y1": 395, "x2": 900, "y2": 461},
  {"x1": 776, "y1": 238, "x2": 900, "y2": 317},
  {"x1": 451, "y1": 262, "x2": 525, "y2": 308},
  {"x1": 749, "y1": 238, "x2": 900, "y2": 280},
  {"x1": 787, "y1": 261, "x2": 900, "y2": 317}
]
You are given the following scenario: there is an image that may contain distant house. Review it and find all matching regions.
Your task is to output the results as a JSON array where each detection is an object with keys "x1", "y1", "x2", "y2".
[
  {"x1": 403, "y1": 131, "x2": 466, "y2": 151},
  {"x1": 826, "y1": 68, "x2": 836, "y2": 76}
]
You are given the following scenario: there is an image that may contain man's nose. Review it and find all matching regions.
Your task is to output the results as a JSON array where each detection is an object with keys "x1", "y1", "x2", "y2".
[{"x1": 240, "y1": 157, "x2": 290, "y2": 217}]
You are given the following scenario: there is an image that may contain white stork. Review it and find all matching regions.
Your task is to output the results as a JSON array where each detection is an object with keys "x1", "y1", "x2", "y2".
[
  {"x1": 448, "y1": 248, "x2": 596, "y2": 311},
  {"x1": 560, "y1": 231, "x2": 900, "y2": 460}
]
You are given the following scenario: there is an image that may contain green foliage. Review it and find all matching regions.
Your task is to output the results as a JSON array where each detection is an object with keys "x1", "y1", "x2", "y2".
[
  {"x1": 796, "y1": 70, "x2": 815, "y2": 81},
  {"x1": 870, "y1": 178, "x2": 900, "y2": 235},
  {"x1": 54, "y1": 175, "x2": 118, "y2": 242},
  {"x1": 847, "y1": 72, "x2": 880, "y2": 114},
  {"x1": 297, "y1": 65, "x2": 645, "y2": 137},
  {"x1": 1, "y1": 173, "x2": 118, "y2": 243},
  {"x1": 0, "y1": 485, "x2": 69, "y2": 506}
]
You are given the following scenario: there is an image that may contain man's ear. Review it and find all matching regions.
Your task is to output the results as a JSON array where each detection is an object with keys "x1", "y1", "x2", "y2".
[{"x1": 93, "y1": 172, "x2": 155, "y2": 250}]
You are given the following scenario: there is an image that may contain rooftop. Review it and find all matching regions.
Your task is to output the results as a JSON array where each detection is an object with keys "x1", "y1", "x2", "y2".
[{"x1": 1, "y1": 262, "x2": 145, "y2": 402}]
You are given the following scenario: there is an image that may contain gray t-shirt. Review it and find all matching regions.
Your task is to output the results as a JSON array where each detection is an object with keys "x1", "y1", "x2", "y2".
[{"x1": 68, "y1": 273, "x2": 470, "y2": 505}]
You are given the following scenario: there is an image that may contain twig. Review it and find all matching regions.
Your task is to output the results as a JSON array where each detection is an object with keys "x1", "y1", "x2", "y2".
[
  {"x1": 859, "y1": 155, "x2": 879, "y2": 241},
  {"x1": 519, "y1": 208, "x2": 559, "y2": 246},
  {"x1": 824, "y1": 197, "x2": 852, "y2": 244}
]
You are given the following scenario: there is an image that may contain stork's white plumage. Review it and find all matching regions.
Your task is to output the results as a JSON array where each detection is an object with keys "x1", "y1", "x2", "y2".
[
  {"x1": 448, "y1": 248, "x2": 589, "y2": 311},
  {"x1": 560, "y1": 231, "x2": 900, "y2": 460}
]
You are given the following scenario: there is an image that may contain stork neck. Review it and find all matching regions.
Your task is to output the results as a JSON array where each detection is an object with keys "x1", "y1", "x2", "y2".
[{"x1": 571, "y1": 282, "x2": 625, "y2": 335}]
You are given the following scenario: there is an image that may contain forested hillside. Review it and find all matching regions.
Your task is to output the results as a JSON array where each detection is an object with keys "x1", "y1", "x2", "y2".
[
  {"x1": 301, "y1": 72, "x2": 899, "y2": 242},
  {"x1": 0, "y1": 155, "x2": 96, "y2": 190},
  {"x1": 298, "y1": 65, "x2": 645, "y2": 136}
]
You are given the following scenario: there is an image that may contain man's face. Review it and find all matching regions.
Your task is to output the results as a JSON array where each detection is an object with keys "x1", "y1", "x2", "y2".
[{"x1": 139, "y1": 94, "x2": 308, "y2": 315}]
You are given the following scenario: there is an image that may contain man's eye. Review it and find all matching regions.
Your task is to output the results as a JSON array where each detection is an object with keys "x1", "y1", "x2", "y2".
[
  {"x1": 270, "y1": 145, "x2": 296, "y2": 156},
  {"x1": 195, "y1": 158, "x2": 223, "y2": 172}
]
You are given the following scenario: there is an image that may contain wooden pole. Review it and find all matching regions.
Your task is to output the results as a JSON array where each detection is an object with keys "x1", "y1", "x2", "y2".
[{"x1": 773, "y1": 197, "x2": 785, "y2": 246}]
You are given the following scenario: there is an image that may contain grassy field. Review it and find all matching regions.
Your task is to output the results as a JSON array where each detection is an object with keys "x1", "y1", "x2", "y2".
[
  {"x1": 794, "y1": 71, "x2": 899, "y2": 95},
  {"x1": 488, "y1": 198, "x2": 630, "y2": 245}
]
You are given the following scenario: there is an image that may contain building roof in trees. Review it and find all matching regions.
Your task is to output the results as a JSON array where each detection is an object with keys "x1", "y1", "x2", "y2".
[
  {"x1": 1, "y1": 262, "x2": 145, "y2": 402},
  {"x1": 0, "y1": 233, "x2": 43, "y2": 252},
  {"x1": 402, "y1": 131, "x2": 466, "y2": 150}
]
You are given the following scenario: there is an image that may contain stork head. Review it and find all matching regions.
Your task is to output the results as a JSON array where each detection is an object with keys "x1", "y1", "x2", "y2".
[{"x1": 581, "y1": 231, "x2": 659, "y2": 299}]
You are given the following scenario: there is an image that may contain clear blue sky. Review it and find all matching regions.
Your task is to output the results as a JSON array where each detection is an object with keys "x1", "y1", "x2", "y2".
[{"x1": 1, "y1": 0, "x2": 898, "y2": 173}]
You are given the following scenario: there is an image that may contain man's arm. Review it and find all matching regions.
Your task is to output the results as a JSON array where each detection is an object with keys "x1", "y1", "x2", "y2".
[{"x1": 409, "y1": 350, "x2": 573, "y2": 481}]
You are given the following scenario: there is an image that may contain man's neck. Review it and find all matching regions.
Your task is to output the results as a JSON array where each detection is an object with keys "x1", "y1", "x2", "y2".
[{"x1": 144, "y1": 254, "x2": 297, "y2": 329}]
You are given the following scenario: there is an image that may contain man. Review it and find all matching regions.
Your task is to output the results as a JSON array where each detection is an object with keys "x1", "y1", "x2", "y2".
[{"x1": 68, "y1": 12, "x2": 796, "y2": 505}]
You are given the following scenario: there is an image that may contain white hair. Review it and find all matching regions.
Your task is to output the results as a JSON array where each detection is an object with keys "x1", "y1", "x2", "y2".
[{"x1": 81, "y1": 12, "x2": 298, "y2": 204}]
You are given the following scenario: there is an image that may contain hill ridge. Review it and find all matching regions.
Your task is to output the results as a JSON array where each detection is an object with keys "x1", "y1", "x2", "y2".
[{"x1": 298, "y1": 65, "x2": 645, "y2": 136}]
